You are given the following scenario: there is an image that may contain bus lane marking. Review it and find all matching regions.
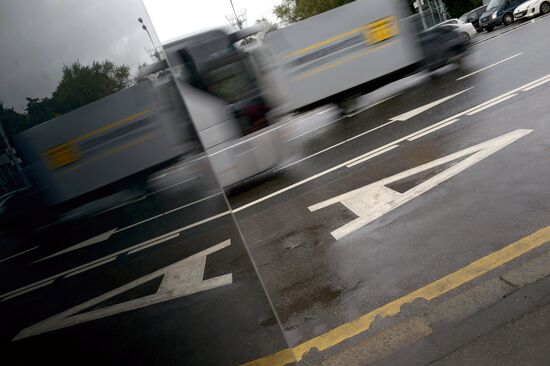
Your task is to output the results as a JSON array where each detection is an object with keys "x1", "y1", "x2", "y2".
[
  {"x1": 13, "y1": 240, "x2": 232, "y2": 341},
  {"x1": 309, "y1": 129, "x2": 532, "y2": 240}
]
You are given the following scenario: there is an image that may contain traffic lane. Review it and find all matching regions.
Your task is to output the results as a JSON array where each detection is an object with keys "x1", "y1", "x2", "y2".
[
  {"x1": 1, "y1": 215, "x2": 292, "y2": 366},
  {"x1": 0, "y1": 155, "x2": 221, "y2": 262},
  {"x1": 0, "y1": 183, "x2": 230, "y2": 294},
  {"x1": 228, "y1": 18, "x2": 550, "y2": 210},
  {"x1": 233, "y1": 83, "x2": 550, "y2": 345}
]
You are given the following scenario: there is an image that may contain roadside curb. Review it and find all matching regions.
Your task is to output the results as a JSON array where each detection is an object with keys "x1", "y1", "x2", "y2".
[
  {"x1": 320, "y1": 243, "x2": 550, "y2": 365},
  {"x1": 471, "y1": 13, "x2": 550, "y2": 47}
]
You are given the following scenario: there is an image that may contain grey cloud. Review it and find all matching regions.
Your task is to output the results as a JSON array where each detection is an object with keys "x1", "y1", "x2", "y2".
[{"x1": 0, "y1": 0, "x2": 158, "y2": 111}]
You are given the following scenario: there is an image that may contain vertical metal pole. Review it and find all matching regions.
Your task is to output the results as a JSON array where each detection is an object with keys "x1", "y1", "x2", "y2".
[
  {"x1": 427, "y1": 0, "x2": 437, "y2": 25},
  {"x1": 417, "y1": 0, "x2": 428, "y2": 30},
  {"x1": 438, "y1": 0, "x2": 448, "y2": 21}
]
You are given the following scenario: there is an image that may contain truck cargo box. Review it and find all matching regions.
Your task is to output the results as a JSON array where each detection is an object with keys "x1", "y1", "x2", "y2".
[
  {"x1": 263, "y1": 0, "x2": 423, "y2": 113},
  {"x1": 16, "y1": 78, "x2": 196, "y2": 205}
]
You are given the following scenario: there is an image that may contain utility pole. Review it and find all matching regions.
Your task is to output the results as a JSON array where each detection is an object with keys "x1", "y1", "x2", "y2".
[
  {"x1": 414, "y1": 0, "x2": 428, "y2": 30},
  {"x1": 226, "y1": 0, "x2": 247, "y2": 30},
  {"x1": 230, "y1": 0, "x2": 242, "y2": 29},
  {"x1": 437, "y1": 0, "x2": 448, "y2": 21},
  {"x1": 138, "y1": 17, "x2": 161, "y2": 62}
]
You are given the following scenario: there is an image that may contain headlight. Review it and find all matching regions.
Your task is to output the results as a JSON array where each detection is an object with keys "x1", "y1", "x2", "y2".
[{"x1": 492, "y1": 11, "x2": 498, "y2": 19}]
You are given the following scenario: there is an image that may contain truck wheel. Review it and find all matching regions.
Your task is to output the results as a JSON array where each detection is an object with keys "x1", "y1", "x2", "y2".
[
  {"x1": 541, "y1": 1, "x2": 550, "y2": 14},
  {"x1": 486, "y1": 26, "x2": 494, "y2": 32},
  {"x1": 503, "y1": 13, "x2": 514, "y2": 25},
  {"x1": 337, "y1": 96, "x2": 360, "y2": 115}
]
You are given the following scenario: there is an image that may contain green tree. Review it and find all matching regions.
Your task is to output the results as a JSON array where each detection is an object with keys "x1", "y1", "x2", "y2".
[
  {"x1": 443, "y1": 0, "x2": 483, "y2": 19},
  {"x1": 51, "y1": 60, "x2": 130, "y2": 116},
  {"x1": 274, "y1": 0, "x2": 355, "y2": 24},
  {"x1": 0, "y1": 101, "x2": 30, "y2": 142},
  {"x1": 1, "y1": 59, "x2": 131, "y2": 136}
]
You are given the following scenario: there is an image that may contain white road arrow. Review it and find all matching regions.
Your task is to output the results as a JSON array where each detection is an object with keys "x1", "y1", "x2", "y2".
[
  {"x1": 13, "y1": 240, "x2": 232, "y2": 341},
  {"x1": 389, "y1": 87, "x2": 473, "y2": 122},
  {"x1": 309, "y1": 129, "x2": 532, "y2": 240},
  {"x1": 32, "y1": 228, "x2": 118, "y2": 264}
]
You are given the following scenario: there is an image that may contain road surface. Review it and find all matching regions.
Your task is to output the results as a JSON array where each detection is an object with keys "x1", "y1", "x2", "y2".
[{"x1": 1, "y1": 13, "x2": 550, "y2": 366}]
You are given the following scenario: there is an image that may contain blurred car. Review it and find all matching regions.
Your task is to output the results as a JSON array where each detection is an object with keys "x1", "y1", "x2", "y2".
[
  {"x1": 514, "y1": 0, "x2": 550, "y2": 20},
  {"x1": 431, "y1": 20, "x2": 477, "y2": 41},
  {"x1": 419, "y1": 26, "x2": 470, "y2": 71},
  {"x1": 463, "y1": 5, "x2": 489, "y2": 32},
  {"x1": 479, "y1": 0, "x2": 530, "y2": 31}
]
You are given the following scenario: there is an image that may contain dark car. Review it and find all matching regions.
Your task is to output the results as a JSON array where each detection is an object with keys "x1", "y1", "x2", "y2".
[
  {"x1": 464, "y1": 5, "x2": 488, "y2": 32},
  {"x1": 479, "y1": 0, "x2": 530, "y2": 31},
  {"x1": 419, "y1": 26, "x2": 470, "y2": 71}
]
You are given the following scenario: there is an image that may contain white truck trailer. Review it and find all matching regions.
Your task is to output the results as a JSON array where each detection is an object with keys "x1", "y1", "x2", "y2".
[{"x1": 5, "y1": 0, "x2": 463, "y2": 228}]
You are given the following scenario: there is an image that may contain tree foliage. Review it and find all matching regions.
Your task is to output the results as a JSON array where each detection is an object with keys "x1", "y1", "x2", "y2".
[
  {"x1": 443, "y1": 0, "x2": 484, "y2": 19},
  {"x1": 274, "y1": 0, "x2": 355, "y2": 24},
  {"x1": 52, "y1": 60, "x2": 130, "y2": 116},
  {"x1": 0, "y1": 60, "x2": 130, "y2": 139}
]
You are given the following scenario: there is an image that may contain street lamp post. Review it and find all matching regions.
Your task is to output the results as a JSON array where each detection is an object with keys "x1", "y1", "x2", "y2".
[{"x1": 138, "y1": 17, "x2": 161, "y2": 62}]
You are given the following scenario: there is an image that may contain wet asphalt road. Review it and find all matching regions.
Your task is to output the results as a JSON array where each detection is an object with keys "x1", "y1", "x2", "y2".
[
  {"x1": 1, "y1": 15, "x2": 550, "y2": 365},
  {"x1": 229, "y1": 14, "x2": 550, "y2": 347}
]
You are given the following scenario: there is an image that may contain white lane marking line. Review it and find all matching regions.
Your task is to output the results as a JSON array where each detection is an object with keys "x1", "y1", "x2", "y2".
[
  {"x1": 346, "y1": 145, "x2": 400, "y2": 168},
  {"x1": 2, "y1": 280, "x2": 55, "y2": 301},
  {"x1": 149, "y1": 175, "x2": 201, "y2": 194},
  {"x1": 309, "y1": 129, "x2": 532, "y2": 240},
  {"x1": 13, "y1": 240, "x2": 232, "y2": 341},
  {"x1": 126, "y1": 233, "x2": 180, "y2": 255},
  {"x1": 0, "y1": 211, "x2": 231, "y2": 302},
  {"x1": 233, "y1": 74, "x2": 550, "y2": 213},
  {"x1": 210, "y1": 124, "x2": 286, "y2": 157},
  {"x1": 115, "y1": 192, "x2": 222, "y2": 234},
  {"x1": 0, "y1": 246, "x2": 38, "y2": 263},
  {"x1": 277, "y1": 118, "x2": 403, "y2": 172},
  {"x1": 404, "y1": 117, "x2": 459, "y2": 141},
  {"x1": 63, "y1": 257, "x2": 117, "y2": 279},
  {"x1": 466, "y1": 94, "x2": 518, "y2": 116},
  {"x1": 407, "y1": 119, "x2": 460, "y2": 141},
  {"x1": 457, "y1": 53, "x2": 523, "y2": 80},
  {"x1": 94, "y1": 195, "x2": 147, "y2": 216},
  {"x1": 345, "y1": 92, "x2": 403, "y2": 118},
  {"x1": 318, "y1": 107, "x2": 336, "y2": 115},
  {"x1": 389, "y1": 88, "x2": 473, "y2": 122},
  {"x1": 285, "y1": 116, "x2": 340, "y2": 142},
  {"x1": 31, "y1": 229, "x2": 118, "y2": 264},
  {"x1": 521, "y1": 76, "x2": 550, "y2": 91},
  {"x1": 346, "y1": 120, "x2": 399, "y2": 142},
  {"x1": 151, "y1": 155, "x2": 208, "y2": 180},
  {"x1": 274, "y1": 141, "x2": 347, "y2": 172}
]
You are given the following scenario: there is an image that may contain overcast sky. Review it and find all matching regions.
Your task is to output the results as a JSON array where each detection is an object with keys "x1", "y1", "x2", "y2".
[
  {"x1": 143, "y1": 0, "x2": 279, "y2": 42},
  {"x1": 0, "y1": 0, "x2": 279, "y2": 111}
]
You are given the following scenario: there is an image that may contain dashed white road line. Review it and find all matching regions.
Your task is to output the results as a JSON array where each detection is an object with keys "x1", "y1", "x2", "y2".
[
  {"x1": 6, "y1": 73, "x2": 549, "y2": 301},
  {"x1": 0, "y1": 211, "x2": 231, "y2": 302},
  {"x1": 232, "y1": 73, "x2": 550, "y2": 212},
  {"x1": 522, "y1": 75, "x2": 550, "y2": 91},
  {"x1": 389, "y1": 88, "x2": 472, "y2": 122},
  {"x1": 466, "y1": 93, "x2": 518, "y2": 116},
  {"x1": 407, "y1": 119, "x2": 460, "y2": 141},
  {"x1": 32, "y1": 229, "x2": 118, "y2": 264},
  {"x1": 126, "y1": 233, "x2": 180, "y2": 255},
  {"x1": 115, "y1": 192, "x2": 223, "y2": 234},
  {"x1": 2, "y1": 280, "x2": 55, "y2": 301},
  {"x1": 0, "y1": 246, "x2": 38, "y2": 263},
  {"x1": 457, "y1": 53, "x2": 523, "y2": 81},
  {"x1": 64, "y1": 257, "x2": 117, "y2": 279},
  {"x1": 346, "y1": 145, "x2": 400, "y2": 168}
]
